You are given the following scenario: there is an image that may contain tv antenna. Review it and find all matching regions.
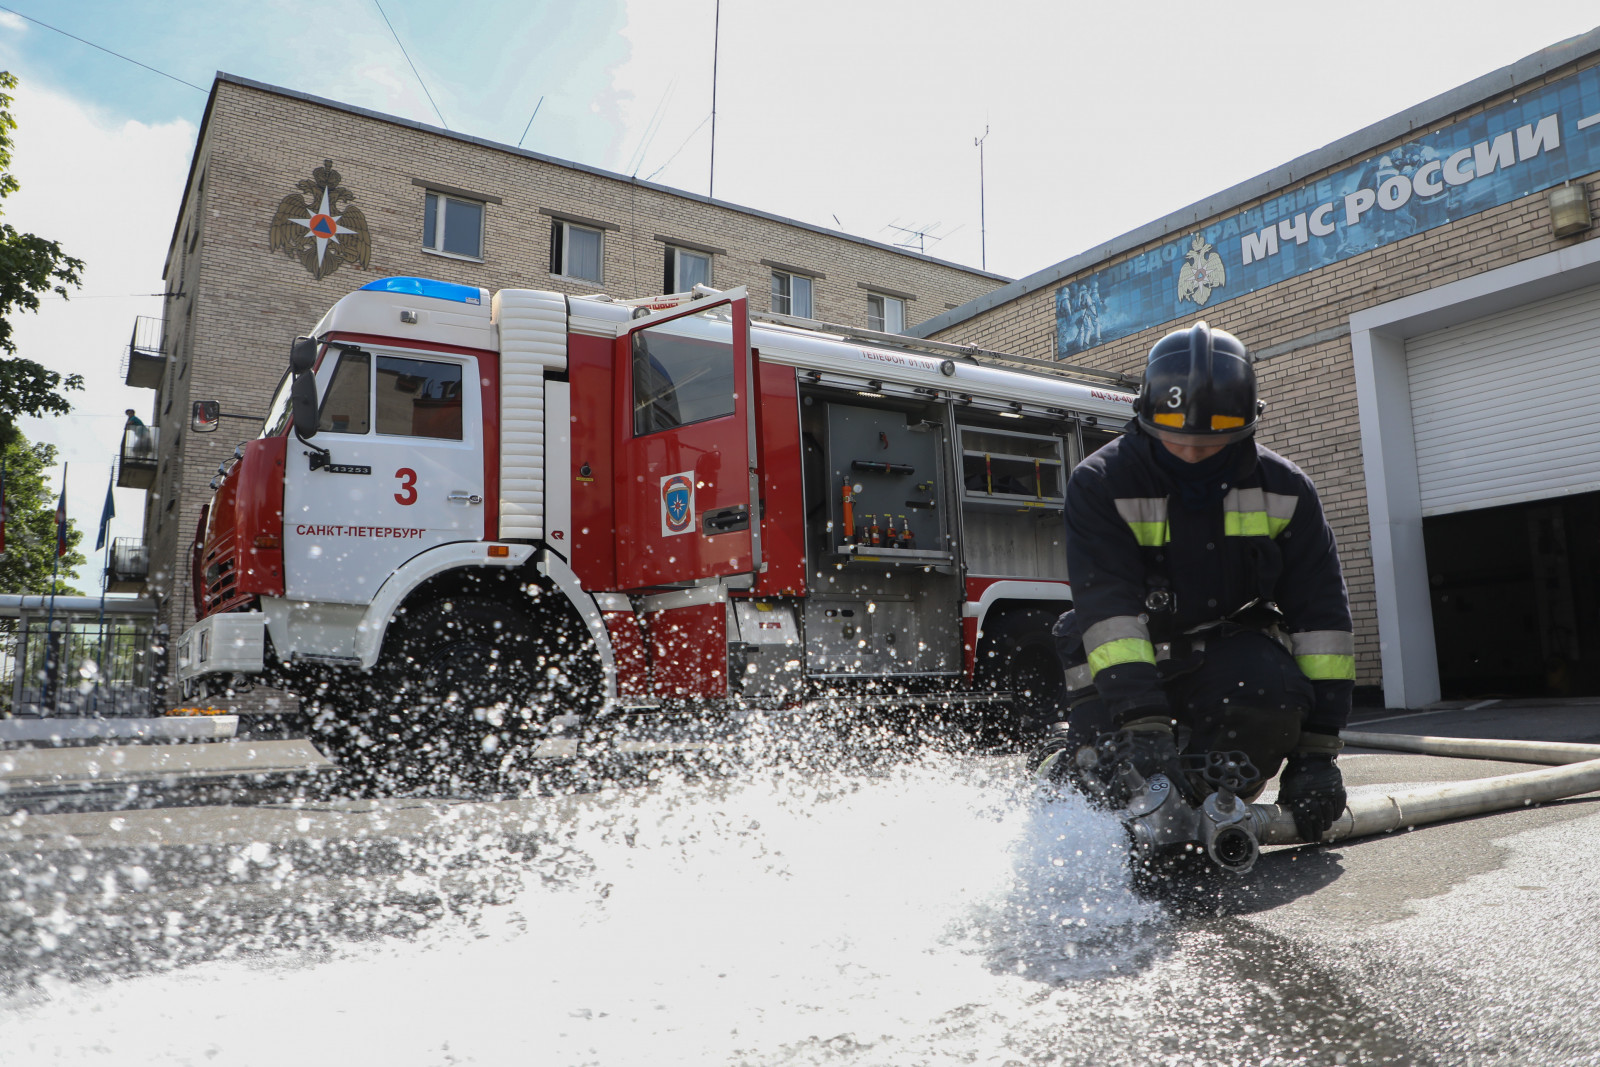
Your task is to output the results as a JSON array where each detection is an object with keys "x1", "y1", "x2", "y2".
[{"x1": 883, "y1": 220, "x2": 958, "y2": 255}]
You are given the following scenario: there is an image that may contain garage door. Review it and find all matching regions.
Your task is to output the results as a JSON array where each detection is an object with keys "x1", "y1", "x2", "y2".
[{"x1": 1407, "y1": 280, "x2": 1600, "y2": 516}]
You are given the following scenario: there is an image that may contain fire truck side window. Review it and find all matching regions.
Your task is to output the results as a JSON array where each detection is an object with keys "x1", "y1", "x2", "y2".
[
  {"x1": 375, "y1": 355, "x2": 464, "y2": 440},
  {"x1": 317, "y1": 351, "x2": 371, "y2": 434},
  {"x1": 632, "y1": 326, "x2": 735, "y2": 436}
]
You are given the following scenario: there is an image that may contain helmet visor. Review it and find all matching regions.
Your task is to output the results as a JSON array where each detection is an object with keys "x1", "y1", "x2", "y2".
[{"x1": 1141, "y1": 418, "x2": 1256, "y2": 447}]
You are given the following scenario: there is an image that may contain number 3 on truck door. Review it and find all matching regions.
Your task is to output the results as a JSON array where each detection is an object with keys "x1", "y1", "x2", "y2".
[{"x1": 395, "y1": 467, "x2": 418, "y2": 505}]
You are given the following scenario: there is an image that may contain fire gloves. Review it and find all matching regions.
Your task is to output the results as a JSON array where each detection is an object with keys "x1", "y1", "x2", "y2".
[
  {"x1": 1276, "y1": 731, "x2": 1348, "y2": 842},
  {"x1": 1120, "y1": 716, "x2": 1182, "y2": 781}
]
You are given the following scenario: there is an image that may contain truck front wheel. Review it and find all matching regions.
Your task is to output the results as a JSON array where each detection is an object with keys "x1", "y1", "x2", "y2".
[{"x1": 331, "y1": 595, "x2": 547, "y2": 793}]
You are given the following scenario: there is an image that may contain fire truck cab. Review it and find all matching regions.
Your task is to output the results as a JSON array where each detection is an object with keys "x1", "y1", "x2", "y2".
[{"x1": 178, "y1": 277, "x2": 1135, "y2": 741}]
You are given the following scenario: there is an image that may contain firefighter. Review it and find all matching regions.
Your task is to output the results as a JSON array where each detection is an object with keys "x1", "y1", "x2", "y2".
[{"x1": 1034, "y1": 321, "x2": 1355, "y2": 843}]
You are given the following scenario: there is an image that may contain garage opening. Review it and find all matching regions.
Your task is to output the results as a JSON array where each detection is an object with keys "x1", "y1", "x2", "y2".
[{"x1": 1424, "y1": 490, "x2": 1600, "y2": 699}]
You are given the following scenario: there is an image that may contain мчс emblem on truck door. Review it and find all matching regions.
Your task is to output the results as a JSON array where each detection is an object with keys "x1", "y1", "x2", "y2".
[
  {"x1": 269, "y1": 160, "x2": 372, "y2": 281},
  {"x1": 661, "y1": 472, "x2": 695, "y2": 536}
]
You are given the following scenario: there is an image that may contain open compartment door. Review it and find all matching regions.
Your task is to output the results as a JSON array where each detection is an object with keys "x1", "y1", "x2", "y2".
[{"x1": 614, "y1": 290, "x2": 758, "y2": 590}]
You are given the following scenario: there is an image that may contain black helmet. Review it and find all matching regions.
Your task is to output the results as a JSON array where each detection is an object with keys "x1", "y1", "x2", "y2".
[{"x1": 1134, "y1": 321, "x2": 1260, "y2": 445}]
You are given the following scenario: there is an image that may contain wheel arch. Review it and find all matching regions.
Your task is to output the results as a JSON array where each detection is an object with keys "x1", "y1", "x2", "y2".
[{"x1": 349, "y1": 544, "x2": 615, "y2": 703}]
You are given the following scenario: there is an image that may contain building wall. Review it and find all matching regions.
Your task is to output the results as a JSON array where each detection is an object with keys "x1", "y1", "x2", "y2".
[
  {"x1": 927, "y1": 55, "x2": 1600, "y2": 689},
  {"x1": 139, "y1": 77, "x2": 1007, "y2": 695}
]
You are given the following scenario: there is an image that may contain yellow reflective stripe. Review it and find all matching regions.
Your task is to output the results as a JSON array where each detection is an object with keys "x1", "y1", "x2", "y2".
[
  {"x1": 1115, "y1": 498, "x2": 1170, "y2": 546},
  {"x1": 1222, "y1": 487, "x2": 1296, "y2": 538},
  {"x1": 1296, "y1": 654, "x2": 1356, "y2": 681},
  {"x1": 1083, "y1": 616, "x2": 1155, "y2": 676},
  {"x1": 1224, "y1": 510, "x2": 1269, "y2": 537},
  {"x1": 1126, "y1": 521, "x2": 1170, "y2": 546},
  {"x1": 1089, "y1": 637, "x2": 1158, "y2": 674}
]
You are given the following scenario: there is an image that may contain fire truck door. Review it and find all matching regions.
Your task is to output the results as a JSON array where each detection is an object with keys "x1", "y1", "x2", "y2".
[
  {"x1": 615, "y1": 293, "x2": 758, "y2": 590},
  {"x1": 284, "y1": 345, "x2": 485, "y2": 605}
]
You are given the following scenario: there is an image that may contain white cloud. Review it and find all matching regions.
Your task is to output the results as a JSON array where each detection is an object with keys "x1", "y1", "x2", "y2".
[
  {"x1": 0, "y1": 12, "x2": 25, "y2": 33},
  {"x1": 6, "y1": 81, "x2": 195, "y2": 589}
]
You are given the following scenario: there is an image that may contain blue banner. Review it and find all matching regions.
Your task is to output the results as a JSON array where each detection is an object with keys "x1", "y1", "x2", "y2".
[{"x1": 1057, "y1": 64, "x2": 1600, "y2": 358}]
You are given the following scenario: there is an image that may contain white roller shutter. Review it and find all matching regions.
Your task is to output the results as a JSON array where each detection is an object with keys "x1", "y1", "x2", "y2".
[
  {"x1": 1406, "y1": 281, "x2": 1600, "y2": 516},
  {"x1": 491, "y1": 289, "x2": 568, "y2": 541}
]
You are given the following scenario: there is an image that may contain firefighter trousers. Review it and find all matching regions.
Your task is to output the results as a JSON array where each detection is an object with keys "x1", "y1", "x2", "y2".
[{"x1": 1052, "y1": 612, "x2": 1315, "y2": 786}]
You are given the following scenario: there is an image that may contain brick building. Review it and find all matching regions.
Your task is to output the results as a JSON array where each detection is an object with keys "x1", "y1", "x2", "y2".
[
  {"x1": 913, "y1": 29, "x2": 1600, "y2": 708},
  {"x1": 123, "y1": 74, "x2": 1008, "y2": 693}
]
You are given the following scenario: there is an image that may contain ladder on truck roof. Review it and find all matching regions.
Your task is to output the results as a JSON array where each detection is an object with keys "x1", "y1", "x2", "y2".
[{"x1": 602, "y1": 286, "x2": 1141, "y2": 390}]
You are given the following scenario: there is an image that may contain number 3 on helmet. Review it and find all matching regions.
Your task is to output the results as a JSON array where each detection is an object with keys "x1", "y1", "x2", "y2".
[{"x1": 1134, "y1": 321, "x2": 1264, "y2": 446}]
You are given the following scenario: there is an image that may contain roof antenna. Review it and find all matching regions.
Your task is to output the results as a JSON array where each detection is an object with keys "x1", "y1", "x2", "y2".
[{"x1": 517, "y1": 96, "x2": 544, "y2": 148}]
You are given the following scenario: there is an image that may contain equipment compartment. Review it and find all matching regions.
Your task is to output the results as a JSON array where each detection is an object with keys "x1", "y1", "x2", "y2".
[{"x1": 824, "y1": 401, "x2": 950, "y2": 557}]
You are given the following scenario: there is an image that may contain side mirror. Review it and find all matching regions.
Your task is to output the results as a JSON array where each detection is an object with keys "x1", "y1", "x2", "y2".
[
  {"x1": 192, "y1": 400, "x2": 221, "y2": 433},
  {"x1": 290, "y1": 336, "x2": 318, "y2": 376},
  {"x1": 291, "y1": 373, "x2": 320, "y2": 440}
]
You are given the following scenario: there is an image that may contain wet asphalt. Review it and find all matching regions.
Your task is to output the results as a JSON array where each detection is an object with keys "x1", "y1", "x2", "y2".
[{"x1": 0, "y1": 699, "x2": 1595, "y2": 1064}]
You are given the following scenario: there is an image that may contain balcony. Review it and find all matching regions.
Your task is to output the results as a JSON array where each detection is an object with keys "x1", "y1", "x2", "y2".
[
  {"x1": 117, "y1": 422, "x2": 158, "y2": 490},
  {"x1": 122, "y1": 315, "x2": 165, "y2": 389},
  {"x1": 104, "y1": 537, "x2": 149, "y2": 594}
]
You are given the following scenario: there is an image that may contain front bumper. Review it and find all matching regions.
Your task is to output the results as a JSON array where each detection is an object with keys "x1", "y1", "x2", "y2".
[{"x1": 176, "y1": 612, "x2": 267, "y2": 684}]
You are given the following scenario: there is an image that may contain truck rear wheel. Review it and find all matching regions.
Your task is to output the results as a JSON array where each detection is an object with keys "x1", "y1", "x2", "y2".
[{"x1": 976, "y1": 607, "x2": 1068, "y2": 742}]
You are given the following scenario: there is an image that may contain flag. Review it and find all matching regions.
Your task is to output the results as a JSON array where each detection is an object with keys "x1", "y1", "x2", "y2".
[
  {"x1": 96, "y1": 473, "x2": 115, "y2": 552},
  {"x1": 95, "y1": 473, "x2": 114, "y2": 550},
  {"x1": 54, "y1": 463, "x2": 67, "y2": 559}
]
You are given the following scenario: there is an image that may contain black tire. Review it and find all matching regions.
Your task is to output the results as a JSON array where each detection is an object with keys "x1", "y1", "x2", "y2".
[
  {"x1": 976, "y1": 606, "x2": 1068, "y2": 742},
  {"x1": 316, "y1": 595, "x2": 552, "y2": 795}
]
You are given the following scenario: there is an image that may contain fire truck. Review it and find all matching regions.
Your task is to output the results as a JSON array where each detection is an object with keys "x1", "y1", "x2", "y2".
[{"x1": 177, "y1": 276, "x2": 1135, "y2": 751}]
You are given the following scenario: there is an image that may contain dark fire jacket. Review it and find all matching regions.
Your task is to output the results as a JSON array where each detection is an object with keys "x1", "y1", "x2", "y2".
[{"x1": 1064, "y1": 423, "x2": 1355, "y2": 734}]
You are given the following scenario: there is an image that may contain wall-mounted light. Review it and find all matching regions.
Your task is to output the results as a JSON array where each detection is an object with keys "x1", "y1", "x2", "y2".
[{"x1": 1549, "y1": 182, "x2": 1592, "y2": 238}]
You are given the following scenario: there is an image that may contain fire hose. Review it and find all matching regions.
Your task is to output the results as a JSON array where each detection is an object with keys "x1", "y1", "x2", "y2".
[{"x1": 1098, "y1": 732, "x2": 1600, "y2": 875}]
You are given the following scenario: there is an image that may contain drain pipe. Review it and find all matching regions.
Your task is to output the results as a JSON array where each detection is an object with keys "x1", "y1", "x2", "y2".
[{"x1": 1247, "y1": 734, "x2": 1600, "y2": 847}]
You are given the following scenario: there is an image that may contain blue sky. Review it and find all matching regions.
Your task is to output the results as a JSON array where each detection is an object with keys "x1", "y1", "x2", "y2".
[
  {"x1": 0, "y1": 0, "x2": 631, "y2": 165},
  {"x1": 4, "y1": 1, "x2": 1600, "y2": 588}
]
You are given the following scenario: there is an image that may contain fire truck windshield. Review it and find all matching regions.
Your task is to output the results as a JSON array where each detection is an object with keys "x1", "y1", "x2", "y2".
[{"x1": 262, "y1": 371, "x2": 294, "y2": 437}]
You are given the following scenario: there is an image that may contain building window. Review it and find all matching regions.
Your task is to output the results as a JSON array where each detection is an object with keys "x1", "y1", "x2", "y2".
[
  {"x1": 867, "y1": 293, "x2": 905, "y2": 333},
  {"x1": 771, "y1": 271, "x2": 813, "y2": 318},
  {"x1": 664, "y1": 246, "x2": 712, "y2": 292},
  {"x1": 551, "y1": 219, "x2": 603, "y2": 283},
  {"x1": 423, "y1": 191, "x2": 484, "y2": 259}
]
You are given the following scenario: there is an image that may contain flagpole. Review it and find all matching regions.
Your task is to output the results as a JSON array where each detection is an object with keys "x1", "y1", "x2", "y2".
[
  {"x1": 43, "y1": 462, "x2": 64, "y2": 714},
  {"x1": 93, "y1": 466, "x2": 114, "y2": 715}
]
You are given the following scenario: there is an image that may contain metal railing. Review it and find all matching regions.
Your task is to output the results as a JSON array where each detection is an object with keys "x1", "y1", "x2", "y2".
[
  {"x1": 117, "y1": 423, "x2": 159, "y2": 490},
  {"x1": 0, "y1": 596, "x2": 159, "y2": 718},
  {"x1": 121, "y1": 315, "x2": 166, "y2": 389},
  {"x1": 106, "y1": 537, "x2": 149, "y2": 592}
]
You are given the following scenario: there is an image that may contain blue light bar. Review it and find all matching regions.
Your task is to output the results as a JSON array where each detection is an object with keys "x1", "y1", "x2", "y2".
[{"x1": 358, "y1": 277, "x2": 483, "y2": 305}]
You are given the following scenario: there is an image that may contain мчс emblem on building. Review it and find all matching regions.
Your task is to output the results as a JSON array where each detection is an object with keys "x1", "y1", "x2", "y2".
[
  {"x1": 268, "y1": 160, "x2": 372, "y2": 280},
  {"x1": 1176, "y1": 234, "x2": 1226, "y2": 307}
]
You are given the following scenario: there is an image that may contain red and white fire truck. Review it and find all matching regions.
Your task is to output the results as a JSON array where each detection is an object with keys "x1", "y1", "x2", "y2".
[{"x1": 178, "y1": 276, "x2": 1135, "y2": 740}]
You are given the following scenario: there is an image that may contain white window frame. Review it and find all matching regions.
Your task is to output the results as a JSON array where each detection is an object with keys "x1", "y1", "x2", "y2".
[
  {"x1": 771, "y1": 270, "x2": 814, "y2": 318},
  {"x1": 422, "y1": 191, "x2": 486, "y2": 262},
  {"x1": 552, "y1": 219, "x2": 604, "y2": 283},
  {"x1": 867, "y1": 292, "x2": 905, "y2": 333},
  {"x1": 669, "y1": 246, "x2": 713, "y2": 291}
]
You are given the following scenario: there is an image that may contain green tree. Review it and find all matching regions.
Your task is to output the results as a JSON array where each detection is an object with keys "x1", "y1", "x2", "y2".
[
  {"x1": 0, "y1": 70, "x2": 85, "y2": 442},
  {"x1": 0, "y1": 431, "x2": 83, "y2": 595}
]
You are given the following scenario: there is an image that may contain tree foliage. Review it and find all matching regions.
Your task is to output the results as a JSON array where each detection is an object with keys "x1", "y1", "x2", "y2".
[
  {"x1": 0, "y1": 71, "x2": 85, "y2": 435},
  {"x1": 0, "y1": 430, "x2": 83, "y2": 595}
]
